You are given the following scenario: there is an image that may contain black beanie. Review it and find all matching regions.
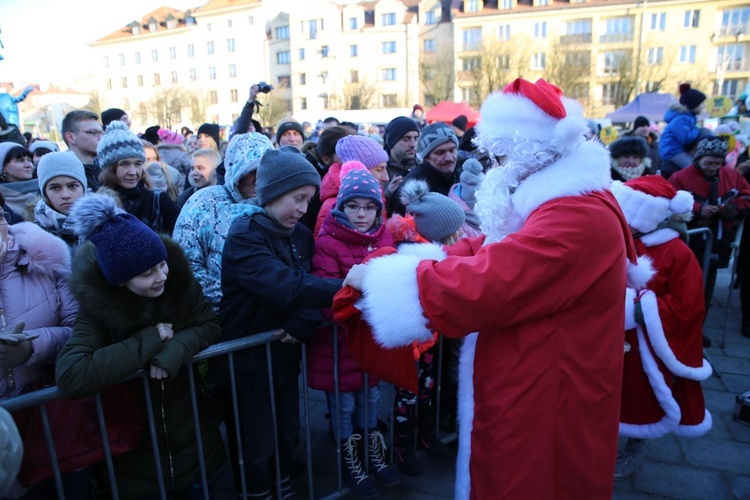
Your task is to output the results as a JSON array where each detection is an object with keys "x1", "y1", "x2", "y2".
[
  {"x1": 609, "y1": 136, "x2": 649, "y2": 159},
  {"x1": 678, "y1": 84, "x2": 706, "y2": 111},
  {"x1": 633, "y1": 116, "x2": 650, "y2": 130},
  {"x1": 385, "y1": 116, "x2": 419, "y2": 150},
  {"x1": 101, "y1": 108, "x2": 126, "y2": 130},
  {"x1": 451, "y1": 115, "x2": 468, "y2": 132},
  {"x1": 198, "y1": 123, "x2": 221, "y2": 148},
  {"x1": 143, "y1": 125, "x2": 160, "y2": 145},
  {"x1": 275, "y1": 121, "x2": 305, "y2": 144}
]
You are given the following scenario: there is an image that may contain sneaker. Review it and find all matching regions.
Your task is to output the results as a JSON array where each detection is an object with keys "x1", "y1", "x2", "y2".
[
  {"x1": 341, "y1": 434, "x2": 379, "y2": 499},
  {"x1": 614, "y1": 452, "x2": 641, "y2": 480},
  {"x1": 367, "y1": 431, "x2": 400, "y2": 487},
  {"x1": 394, "y1": 449, "x2": 423, "y2": 476},
  {"x1": 418, "y1": 434, "x2": 450, "y2": 460}
]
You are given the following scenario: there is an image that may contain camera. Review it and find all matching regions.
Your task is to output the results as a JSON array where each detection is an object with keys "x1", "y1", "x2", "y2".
[{"x1": 257, "y1": 81, "x2": 274, "y2": 93}]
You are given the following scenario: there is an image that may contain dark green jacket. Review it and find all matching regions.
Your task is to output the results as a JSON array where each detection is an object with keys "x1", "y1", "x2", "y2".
[{"x1": 55, "y1": 236, "x2": 224, "y2": 499}]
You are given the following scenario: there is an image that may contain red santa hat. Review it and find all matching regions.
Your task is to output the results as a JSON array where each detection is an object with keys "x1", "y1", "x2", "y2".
[
  {"x1": 611, "y1": 175, "x2": 694, "y2": 234},
  {"x1": 476, "y1": 78, "x2": 588, "y2": 151}
]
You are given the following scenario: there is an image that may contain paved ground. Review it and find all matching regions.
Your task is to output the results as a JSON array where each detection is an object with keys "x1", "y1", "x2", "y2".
[{"x1": 214, "y1": 266, "x2": 750, "y2": 499}]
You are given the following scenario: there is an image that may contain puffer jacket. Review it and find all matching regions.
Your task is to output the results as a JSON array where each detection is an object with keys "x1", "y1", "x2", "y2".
[
  {"x1": 659, "y1": 103, "x2": 701, "y2": 161},
  {"x1": 55, "y1": 236, "x2": 224, "y2": 499},
  {"x1": 314, "y1": 162, "x2": 343, "y2": 238},
  {"x1": 307, "y1": 211, "x2": 393, "y2": 392},
  {"x1": 0, "y1": 222, "x2": 77, "y2": 398},
  {"x1": 156, "y1": 143, "x2": 192, "y2": 177}
]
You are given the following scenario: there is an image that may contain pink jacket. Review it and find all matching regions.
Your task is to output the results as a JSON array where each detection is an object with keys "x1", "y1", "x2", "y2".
[
  {"x1": 314, "y1": 163, "x2": 342, "y2": 239},
  {"x1": 307, "y1": 212, "x2": 393, "y2": 392},
  {"x1": 0, "y1": 223, "x2": 77, "y2": 398}
]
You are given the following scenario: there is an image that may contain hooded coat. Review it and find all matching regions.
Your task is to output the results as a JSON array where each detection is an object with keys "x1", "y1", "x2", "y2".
[
  {"x1": 659, "y1": 103, "x2": 701, "y2": 162},
  {"x1": 0, "y1": 222, "x2": 76, "y2": 398},
  {"x1": 55, "y1": 237, "x2": 224, "y2": 498}
]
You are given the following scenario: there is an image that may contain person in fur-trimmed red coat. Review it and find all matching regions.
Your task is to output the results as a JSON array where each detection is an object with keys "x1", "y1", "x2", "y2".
[
  {"x1": 341, "y1": 79, "x2": 653, "y2": 500},
  {"x1": 611, "y1": 176, "x2": 712, "y2": 480}
]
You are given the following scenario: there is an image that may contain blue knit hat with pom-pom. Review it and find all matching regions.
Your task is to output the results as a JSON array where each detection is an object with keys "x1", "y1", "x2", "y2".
[
  {"x1": 70, "y1": 193, "x2": 167, "y2": 285},
  {"x1": 96, "y1": 120, "x2": 145, "y2": 169}
]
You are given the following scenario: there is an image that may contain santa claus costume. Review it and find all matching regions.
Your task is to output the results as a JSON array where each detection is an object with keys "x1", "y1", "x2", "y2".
[
  {"x1": 343, "y1": 79, "x2": 653, "y2": 499},
  {"x1": 611, "y1": 176, "x2": 712, "y2": 479}
]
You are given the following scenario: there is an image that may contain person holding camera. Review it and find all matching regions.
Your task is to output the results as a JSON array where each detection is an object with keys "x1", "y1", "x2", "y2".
[{"x1": 233, "y1": 83, "x2": 271, "y2": 139}]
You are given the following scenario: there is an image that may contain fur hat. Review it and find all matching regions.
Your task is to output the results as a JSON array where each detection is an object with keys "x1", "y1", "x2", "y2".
[
  {"x1": 157, "y1": 128, "x2": 184, "y2": 146},
  {"x1": 101, "y1": 108, "x2": 126, "y2": 129},
  {"x1": 256, "y1": 147, "x2": 320, "y2": 206},
  {"x1": 609, "y1": 136, "x2": 649, "y2": 159},
  {"x1": 417, "y1": 122, "x2": 458, "y2": 162},
  {"x1": 197, "y1": 123, "x2": 221, "y2": 148},
  {"x1": 336, "y1": 161, "x2": 383, "y2": 213},
  {"x1": 29, "y1": 140, "x2": 59, "y2": 154},
  {"x1": 96, "y1": 120, "x2": 145, "y2": 169},
  {"x1": 275, "y1": 120, "x2": 305, "y2": 144},
  {"x1": 611, "y1": 175, "x2": 694, "y2": 234},
  {"x1": 694, "y1": 136, "x2": 728, "y2": 163},
  {"x1": 678, "y1": 83, "x2": 706, "y2": 111},
  {"x1": 335, "y1": 135, "x2": 389, "y2": 170},
  {"x1": 477, "y1": 78, "x2": 588, "y2": 155},
  {"x1": 37, "y1": 151, "x2": 88, "y2": 192},
  {"x1": 70, "y1": 193, "x2": 167, "y2": 285},
  {"x1": 385, "y1": 116, "x2": 419, "y2": 150},
  {"x1": 400, "y1": 179, "x2": 465, "y2": 242}
]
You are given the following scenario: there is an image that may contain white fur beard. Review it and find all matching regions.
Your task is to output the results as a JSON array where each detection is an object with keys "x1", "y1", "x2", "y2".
[{"x1": 475, "y1": 164, "x2": 517, "y2": 244}]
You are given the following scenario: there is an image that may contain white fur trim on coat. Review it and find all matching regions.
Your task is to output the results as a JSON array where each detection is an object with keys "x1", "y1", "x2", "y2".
[
  {"x1": 639, "y1": 291, "x2": 713, "y2": 381},
  {"x1": 640, "y1": 228, "x2": 680, "y2": 247},
  {"x1": 673, "y1": 409, "x2": 713, "y2": 437},
  {"x1": 455, "y1": 332, "x2": 477, "y2": 500},
  {"x1": 627, "y1": 255, "x2": 654, "y2": 291},
  {"x1": 359, "y1": 243, "x2": 447, "y2": 348},
  {"x1": 8, "y1": 222, "x2": 71, "y2": 278},
  {"x1": 625, "y1": 288, "x2": 638, "y2": 331}
]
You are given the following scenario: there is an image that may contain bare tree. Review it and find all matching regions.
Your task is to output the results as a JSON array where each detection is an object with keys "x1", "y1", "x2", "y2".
[
  {"x1": 255, "y1": 83, "x2": 292, "y2": 129},
  {"x1": 84, "y1": 89, "x2": 101, "y2": 115},
  {"x1": 544, "y1": 38, "x2": 590, "y2": 99},
  {"x1": 419, "y1": 44, "x2": 456, "y2": 104},
  {"x1": 147, "y1": 87, "x2": 190, "y2": 129},
  {"x1": 338, "y1": 79, "x2": 379, "y2": 110},
  {"x1": 188, "y1": 91, "x2": 208, "y2": 126}
]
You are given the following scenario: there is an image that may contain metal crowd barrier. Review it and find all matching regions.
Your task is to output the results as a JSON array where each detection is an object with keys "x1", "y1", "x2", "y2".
[{"x1": 0, "y1": 326, "x2": 456, "y2": 500}]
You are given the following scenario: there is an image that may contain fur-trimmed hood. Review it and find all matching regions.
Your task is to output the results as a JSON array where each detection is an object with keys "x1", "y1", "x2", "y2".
[
  {"x1": 70, "y1": 235, "x2": 205, "y2": 343},
  {"x1": 7, "y1": 222, "x2": 70, "y2": 279}
]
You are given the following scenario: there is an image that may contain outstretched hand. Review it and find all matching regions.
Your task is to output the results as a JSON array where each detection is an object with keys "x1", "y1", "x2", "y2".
[{"x1": 343, "y1": 264, "x2": 367, "y2": 291}]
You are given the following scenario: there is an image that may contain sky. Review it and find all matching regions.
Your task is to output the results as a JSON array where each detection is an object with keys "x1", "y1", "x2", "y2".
[{"x1": 0, "y1": 0, "x2": 200, "y2": 87}]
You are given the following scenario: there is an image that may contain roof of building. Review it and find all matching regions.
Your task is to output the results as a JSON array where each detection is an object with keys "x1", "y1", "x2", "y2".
[
  {"x1": 198, "y1": 0, "x2": 261, "y2": 12},
  {"x1": 94, "y1": 6, "x2": 196, "y2": 43}
]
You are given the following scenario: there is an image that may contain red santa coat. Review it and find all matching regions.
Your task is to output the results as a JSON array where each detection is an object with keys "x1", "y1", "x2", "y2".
[
  {"x1": 357, "y1": 141, "x2": 650, "y2": 499},
  {"x1": 620, "y1": 230, "x2": 712, "y2": 438}
]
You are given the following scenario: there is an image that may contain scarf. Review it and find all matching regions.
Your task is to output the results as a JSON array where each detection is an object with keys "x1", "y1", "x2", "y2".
[
  {"x1": 611, "y1": 159, "x2": 647, "y2": 181},
  {"x1": 113, "y1": 183, "x2": 146, "y2": 215},
  {"x1": 253, "y1": 212, "x2": 294, "y2": 238},
  {"x1": 33, "y1": 198, "x2": 79, "y2": 240}
]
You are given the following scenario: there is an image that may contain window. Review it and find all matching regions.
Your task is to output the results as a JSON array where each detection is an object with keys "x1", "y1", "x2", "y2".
[
  {"x1": 153, "y1": 73, "x2": 161, "y2": 86},
  {"x1": 647, "y1": 47, "x2": 663, "y2": 65},
  {"x1": 603, "y1": 50, "x2": 629, "y2": 74},
  {"x1": 248, "y1": 16, "x2": 254, "y2": 25},
  {"x1": 321, "y1": 94, "x2": 330, "y2": 109},
  {"x1": 230, "y1": 89, "x2": 238, "y2": 103},
  {"x1": 227, "y1": 19, "x2": 233, "y2": 28},
  {"x1": 350, "y1": 45, "x2": 358, "y2": 57},
  {"x1": 300, "y1": 73, "x2": 306, "y2": 85},
  {"x1": 209, "y1": 91, "x2": 218, "y2": 105},
  {"x1": 717, "y1": 44, "x2": 746, "y2": 71},
  {"x1": 319, "y1": 71, "x2": 329, "y2": 83},
  {"x1": 132, "y1": 25, "x2": 140, "y2": 35},
  {"x1": 187, "y1": 44, "x2": 194, "y2": 57},
  {"x1": 276, "y1": 26, "x2": 290, "y2": 39},
  {"x1": 462, "y1": 56, "x2": 481, "y2": 71},
  {"x1": 534, "y1": 21, "x2": 547, "y2": 38},
  {"x1": 382, "y1": 68, "x2": 397, "y2": 81},
  {"x1": 300, "y1": 97, "x2": 307, "y2": 110},
  {"x1": 149, "y1": 21, "x2": 157, "y2": 32},
  {"x1": 166, "y1": 18, "x2": 177, "y2": 29},
  {"x1": 602, "y1": 83, "x2": 622, "y2": 105},
  {"x1": 426, "y1": 10, "x2": 436, "y2": 25},
  {"x1": 277, "y1": 51, "x2": 291, "y2": 64},
  {"x1": 121, "y1": 77, "x2": 127, "y2": 88},
  {"x1": 299, "y1": 48, "x2": 306, "y2": 60},
  {"x1": 497, "y1": 54, "x2": 511, "y2": 69},
  {"x1": 207, "y1": 41, "x2": 214, "y2": 55},
  {"x1": 321, "y1": 46, "x2": 329, "y2": 58},
  {"x1": 278, "y1": 76, "x2": 291, "y2": 88},
  {"x1": 103, "y1": 56, "x2": 109, "y2": 68},
  {"x1": 679, "y1": 45, "x2": 696, "y2": 63},
  {"x1": 106, "y1": 78, "x2": 112, "y2": 90},
  {"x1": 382, "y1": 94, "x2": 398, "y2": 107},
  {"x1": 169, "y1": 47, "x2": 176, "y2": 60},
  {"x1": 537, "y1": 0, "x2": 549, "y2": 5},
  {"x1": 498, "y1": 24, "x2": 511, "y2": 41},
  {"x1": 565, "y1": 51, "x2": 590, "y2": 67},
  {"x1": 382, "y1": 41, "x2": 396, "y2": 54},
  {"x1": 382, "y1": 13, "x2": 396, "y2": 26},
  {"x1": 206, "y1": 22, "x2": 212, "y2": 31},
  {"x1": 716, "y1": 79, "x2": 746, "y2": 99},
  {"x1": 649, "y1": 13, "x2": 666, "y2": 31},
  {"x1": 350, "y1": 17, "x2": 358, "y2": 30},
  {"x1": 134, "y1": 51, "x2": 141, "y2": 64},
  {"x1": 227, "y1": 38, "x2": 235, "y2": 52},
  {"x1": 601, "y1": 17, "x2": 634, "y2": 43},
  {"x1": 119, "y1": 54, "x2": 125, "y2": 66},
  {"x1": 722, "y1": 8, "x2": 750, "y2": 36},
  {"x1": 531, "y1": 52, "x2": 546, "y2": 69},
  {"x1": 309, "y1": 19, "x2": 318, "y2": 39},
  {"x1": 424, "y1": 39, "x2": 436, "y2": 52},
  {"x1": 351, "y1": 70, "x2": 359, "y2": 83},
  {"x1": 151, "y1": 49, "x2": 158, "y2": 62},
  {"x1": 564, "y1": 19, "x2": 592, "y2": 43},
  {"x1": 569, "y1": 83, "x2": 588, "y2": 100},
  {"x1": 463, "y1": 28, "x2": 482, "y2": 50},
  {"x1": 466, "y1": 0, "x2": 479, "y2": 12},
  {"x1": 137, "y1": 75, "x2": 143, "y2": 86},
  {"x1": 683, "y1": 10, "x2": 700, "y2": 29},
  {"x1": 209, "y1": 66, "x2": 216, "y2": 79},
  {"x1": 229, "y1": 64, "x2": 237, "y2": 78},
  {"x1": 171, "y1": 71, "x2": 178, "y2": 84},
  {"x1": 189, "y1": 69, "x2": 197, "y2": 82},
  {"x1": 501, "y1": 0, "x2": 512, "y2": 8}
]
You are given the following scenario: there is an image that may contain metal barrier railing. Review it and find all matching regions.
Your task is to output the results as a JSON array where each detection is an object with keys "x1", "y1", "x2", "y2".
[{"x1": 686, "y1": 227, "x2": 714, "y2": 290}]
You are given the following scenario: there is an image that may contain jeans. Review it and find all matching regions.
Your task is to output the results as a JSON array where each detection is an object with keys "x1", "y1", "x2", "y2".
[{"x1": 326, "y1": 385, "x2": 380, "y2": 442}]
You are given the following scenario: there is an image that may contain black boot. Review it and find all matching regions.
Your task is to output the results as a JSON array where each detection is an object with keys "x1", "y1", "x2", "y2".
[
  {"x1": 341, "y1": 434, "x2": 379, "y2": 499},
  {"x1": 366, "y1": 429, "x2": 400, "y2": 487},
  {"x1": 418, "y1": 400, "x2": 450, "y2": 460}
]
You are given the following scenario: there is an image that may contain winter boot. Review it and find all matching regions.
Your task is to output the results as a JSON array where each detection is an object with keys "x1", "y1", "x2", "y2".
[
  {"x1": 614, "y1": 438, "x2": 645, "y2": 480},
  {"x1": 366, "y1": 430, "x2": 400, "y2": 487},
  {"x1": 277, "y1": 475, "x2": 298, "y2": 499},
  {"x1": 245, "y1": 489, "x2": 272, "y2": 500},
  {"x1": 417, "y1": 402, "x2": 451, "y2": 460},
  {"x1": 341, "y1": 434, "x2": 379, "y2": 499}
]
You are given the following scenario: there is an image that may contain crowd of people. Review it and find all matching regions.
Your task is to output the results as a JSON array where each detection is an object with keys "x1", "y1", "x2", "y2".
[{"x1": 0, "y1": 78, "x2": 739, "y2": 499}]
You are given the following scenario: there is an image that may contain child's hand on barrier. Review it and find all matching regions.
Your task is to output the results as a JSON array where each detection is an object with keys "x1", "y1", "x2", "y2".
[
  {"x1": 149, "y1": 364, "x2": 169, "y2": 380},
  {"x1": 274, "y1": 329, "x2": 299, "y2": 344}
]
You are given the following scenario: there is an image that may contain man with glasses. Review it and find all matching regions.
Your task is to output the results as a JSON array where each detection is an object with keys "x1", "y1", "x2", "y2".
[{"x1": 61, "y1": 110, "x2": 104, "y2": 191}]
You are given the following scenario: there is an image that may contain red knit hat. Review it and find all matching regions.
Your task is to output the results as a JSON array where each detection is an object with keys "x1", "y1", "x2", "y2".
[{"x1": 611, "y1": 175, "x2": 694, "y2": 233}]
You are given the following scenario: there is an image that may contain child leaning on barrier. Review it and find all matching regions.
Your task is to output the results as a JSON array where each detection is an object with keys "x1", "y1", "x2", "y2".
[
  {"x1": 307, "y1": 162, "x2": 399, "y2": 498},
  {"x1": 211, "y1": 147, "x2": 343, "y2": 499},
  {"x1": 55, "y1": 193, "x2": 224, "y2": 499}
]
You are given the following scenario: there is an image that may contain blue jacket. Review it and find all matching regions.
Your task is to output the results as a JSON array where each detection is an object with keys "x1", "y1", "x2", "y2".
[{"x1": 659, "y1": 105, "x2": 701, "y2": 161}]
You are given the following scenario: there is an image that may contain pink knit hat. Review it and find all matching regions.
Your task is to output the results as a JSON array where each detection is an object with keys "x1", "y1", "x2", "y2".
[
  {"x1": 335, "y1": 135, "x2": 388, "y2": 170},
  {"x1": 157, "y1": 128, "x2": 184, "y2": 146}
]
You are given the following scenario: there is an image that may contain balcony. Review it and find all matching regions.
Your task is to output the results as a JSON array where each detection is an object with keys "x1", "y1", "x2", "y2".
[
  {"x1": 716, "y1": 59, "x2": 750, "y2": 72},
  {"x1": 560, "y1": 33, "x2": 592, "y2": 45},
  {"x1": 599, "y1": 32, "x2": 634, "y2": 44},
  {"x1": 719, "y1": 25, "x2": 748, "y2": 37}
]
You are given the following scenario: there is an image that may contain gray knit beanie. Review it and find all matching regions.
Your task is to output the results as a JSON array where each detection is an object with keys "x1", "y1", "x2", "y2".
[
  {"x1": 37, "y1": 151, "x2": 88, "y2": 192},
  {"x1": 256, "y1": 146, "x2": 321, "y2": 206},
  {"x1": 417, "y1": 122, "x2": 458, "y2": 162},
  {"x1": 399, "y1": 179, "x2": 465, "y2": 242},
  {"x1": 96, "y1": 120, "x2": 145, "y2": 168}
]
